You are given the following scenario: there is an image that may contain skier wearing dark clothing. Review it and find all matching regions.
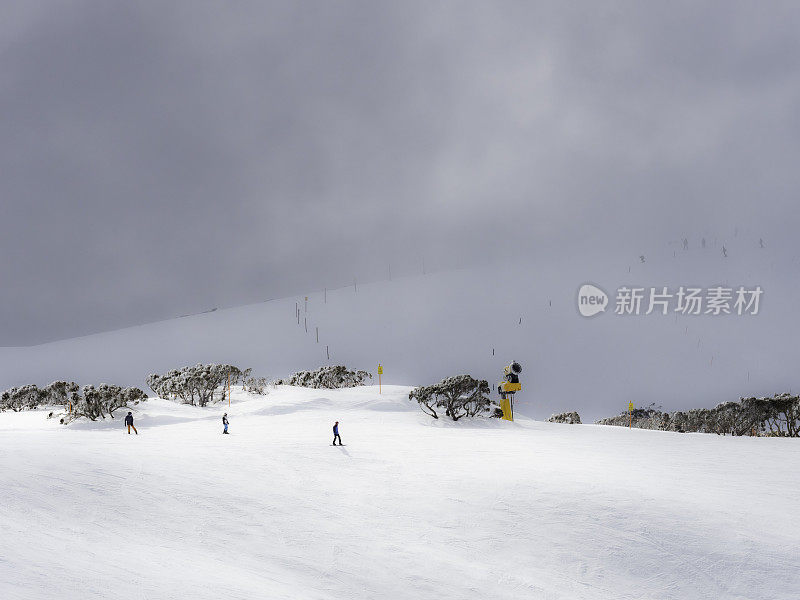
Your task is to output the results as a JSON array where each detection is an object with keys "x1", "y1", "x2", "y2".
[
  {"x1": 124, "y1": 412, "x2": 138, "y2": 435},
  {"x1": 222, "y1": 413, "x2": 229, "y2": 434},
  {"x1": 332, "y1": 421, "x2": 342, "y2": 445}
]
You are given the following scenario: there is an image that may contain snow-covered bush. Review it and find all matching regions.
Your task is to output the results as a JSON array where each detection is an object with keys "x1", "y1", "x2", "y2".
[
  {"x1": 0, "y1": 380, "x2": 147, "y2": 423},
  {"x1": 61, "y1": 384, "x2": 147, "y2": 424},
  {"x1": 409, "y1": 375, "x2": 496, "y2": 421},
  {"x1": 548, "y1": 411, "x2": 581, "y2": 424},
  {"x1": 741, "y1": 393, "x2": 800, "y2": 437},
  {"x1": 276, "y1": 365, "x2": 372, "y2": 389},
  {"x1": 0, "y1": 384, "x2": 46, "y2": 411},
  {"x1": 596, "y1": 394, "x2": 800, "y2": 437},
  {"x1": 41, "y1": 381, "x2": 81, "y2": 409},
  {"x1": 146, "y1": 364, "x2": 243, "y2": 406},
  {"x1": 243, "y1": 375, "x2": 271, "y2": 395},
  {"x1": 596, "y1": 403, "x2": 669, "y2": 430}
]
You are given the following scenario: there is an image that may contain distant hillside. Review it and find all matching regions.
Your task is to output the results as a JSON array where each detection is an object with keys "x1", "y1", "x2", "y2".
[{"x1": 0, "y1": 236, "x2": 796, "y2": 421}]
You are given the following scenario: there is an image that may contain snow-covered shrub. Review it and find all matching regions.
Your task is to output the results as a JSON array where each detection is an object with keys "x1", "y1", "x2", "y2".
[
  {"x1": 741, "y1": 393, "x2": 800, "y2": 437},
  {"x1": 596, "y1": 403, "x2": 669, "y2": 430},
  {"x1": 243, "y1": 375, "x2": 270, "y2": 395},
  {"x1": 60, "y1": 384, "x2": 148, "y2": 424},
  {"x1": 596, "y1": 394, "x2": 800, "y2": 437},
  {"x1": 703, "y1": 401, "x2": 757, "y2": 436},
  {"x1": 548, "y1": 411, "x2": 581, "y2": 424},
  {"x1": 0, "y1": 384, "x2": 46, "y2": 411},
  {"x1": 147, "y1": 364, "x2": 243, "y2": 406},
  {"x1": 276, "y1": 365, "x2": 372, "y2": 389},
  {"x1": 42, "y1": 381, "x2": 81, "y2": 408},
  {"x1": 0, "y1": 381, "x2": 94, "y2": 414},
  {"x1": 409, "y1": 375, "x2": 496, "y2": 421},
  {"x1": 1, "y1": 381, "x2": 146, "y2": 422},
  {"x1": 671, "y1": 408, "x2": 713, "y2": 433}
]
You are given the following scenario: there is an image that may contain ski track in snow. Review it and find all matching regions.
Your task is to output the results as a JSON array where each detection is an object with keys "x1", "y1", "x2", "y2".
[{"x1": 0, "y1": 385, "x2": 798, "y2": 599}]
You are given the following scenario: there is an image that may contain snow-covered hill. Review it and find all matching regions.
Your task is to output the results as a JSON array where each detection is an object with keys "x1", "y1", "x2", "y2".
[
  {"x1": 1, "y1": 236, "x2": 798, "y2": 421},
  {"x1": 1, "y1": 385, "x2": 797, "y2": 599}
]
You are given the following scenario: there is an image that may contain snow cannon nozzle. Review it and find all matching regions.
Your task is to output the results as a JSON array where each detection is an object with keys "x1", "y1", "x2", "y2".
[{"x1": 503, "y1": 361, "x2": 522, "y2": 383}]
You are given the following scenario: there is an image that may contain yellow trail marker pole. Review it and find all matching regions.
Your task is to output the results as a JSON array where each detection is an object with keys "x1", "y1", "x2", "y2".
[
  {"x1": 377, "y1": 363, "x2": 383, "y2": 394},
  {"x1": 628, "y1": 401, "x2": 634, "y2": 429}
]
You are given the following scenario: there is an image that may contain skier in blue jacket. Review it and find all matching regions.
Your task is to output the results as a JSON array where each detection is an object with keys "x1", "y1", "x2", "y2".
[
  {"x1": 222, "y1": 413, "x2": 229, "y2": 434},
  {"x1": 332, "y1": 421, "x2": 342, "y2": 445},
  {"x1": 124, "y1": 412, "x2": 137, "y2": 435}
]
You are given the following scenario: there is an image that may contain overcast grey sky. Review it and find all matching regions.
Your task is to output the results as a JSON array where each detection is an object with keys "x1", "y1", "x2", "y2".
[{"x1": 2, "y1": 1, "x2": 799, "y2": 345}]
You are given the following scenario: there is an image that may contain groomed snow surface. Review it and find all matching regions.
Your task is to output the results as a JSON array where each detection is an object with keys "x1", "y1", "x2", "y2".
[{"x1": 1, "y1": 385, "x2": 797, "y2": 600}]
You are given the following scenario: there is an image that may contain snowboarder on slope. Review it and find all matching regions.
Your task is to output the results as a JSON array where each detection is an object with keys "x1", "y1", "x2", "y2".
[
  {"x1": 124, "y1": 412, "x2": 137, "y2": 435},
  {"x1": 332, "y1": 421, "x2": 342, "y2": 446},
  {"x1": 222, "y1": 413, "x2": 229, "y2": 434}
]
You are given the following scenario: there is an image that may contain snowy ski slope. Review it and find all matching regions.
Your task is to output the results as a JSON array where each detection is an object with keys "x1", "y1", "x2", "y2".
[{"x1": 1, "y1": 385, "x2": 797, "y2": 599}]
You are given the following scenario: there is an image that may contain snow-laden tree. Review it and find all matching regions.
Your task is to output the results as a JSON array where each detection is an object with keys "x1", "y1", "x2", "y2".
[
  {"x1": 596, "y1": 394, "x2": 800, "y2": 437},
  {"x1": 60, "y1": 384, "x2": 147, "y2": 423},
  {"x1": 42, "y1": 381, "x2": 81, "y2": 409},
  {"x1": 277, "y1": 365, "x2": 372, "y2": 389},
  {"x1": 741, "y1": 393, "x2": 800, "y2": 437},
  {"x1": 704, "y1": 401, "x2": 761, "y2": 436},
  {"x1": 548, "y1": 411, "x2": 582, "y2": 424},
  {"x1": 147, "y1": 364, "x2": 243, "y2": 406},
  {"x1": 0, "y1": 384, "x2": 45, "y2": 411},
  {"x1": 596, "y1": 403, "x2": 669, "y2": 430},
  {"x1": 409, "y1": 375, "x2": 496, "y2": 421},
  {"x1": 0, "y1": 380, "x2": 146, "y2": 423},
  {"x1": 243, "y1": 375, "x2": 271, "y2": 395},
  {"x1": 1, "y1": 381, "x2": 85, "y2": 413}
]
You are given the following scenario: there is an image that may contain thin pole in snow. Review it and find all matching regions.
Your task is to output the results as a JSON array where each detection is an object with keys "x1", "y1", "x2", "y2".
[
  {"x1": 304, "y1": 317, "x2": 307, "y2": 333},
  {"x1": 316, "y1": 327, "x2": 319, "y2": 343},
  {"x1": 326, "y1": 345, "x2": 330, "y2": 360},
  {"x1": 354, "y1": 278, "x2": 357, "y2": 293}
]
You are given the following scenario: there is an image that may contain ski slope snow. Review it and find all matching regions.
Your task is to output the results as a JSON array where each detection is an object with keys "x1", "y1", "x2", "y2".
[{"x1": 1, "y1": 385, "x2": 797, "y2": 599}]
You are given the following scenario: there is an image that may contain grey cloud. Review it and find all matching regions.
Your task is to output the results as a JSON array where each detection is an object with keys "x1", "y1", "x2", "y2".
[{"x1": 1, "y1": 1, "x2": 799, "y2": 344}]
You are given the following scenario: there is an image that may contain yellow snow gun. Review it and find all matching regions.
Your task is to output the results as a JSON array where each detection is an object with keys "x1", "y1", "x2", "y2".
[{"x1": 497, "y1": 361, "x2": 522, "y2": 421}]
